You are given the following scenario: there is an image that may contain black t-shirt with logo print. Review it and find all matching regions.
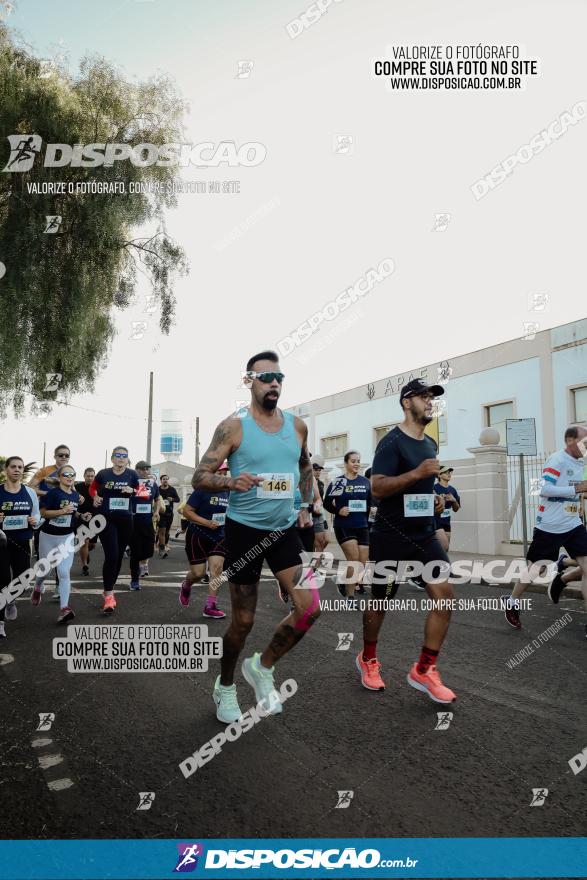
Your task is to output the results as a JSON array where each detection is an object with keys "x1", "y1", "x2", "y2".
[
  {"x1": 93, "y1": 468, "x2": 139, "y2": 518},
  {"x1": 159, "y1": 485, "x2": 180, "y2": 519},
  {"x1": 371, "y1": 426, "x2": 439, "y2": 539}
]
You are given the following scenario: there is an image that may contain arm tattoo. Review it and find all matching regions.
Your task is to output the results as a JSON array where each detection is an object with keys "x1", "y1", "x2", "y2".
[
  {"x1": 298, "y1": 441, "x2": 313, "y2": 503},
  {"x1": 296, "y1": 421, "x2": 313, "y2": 503},
  {"x1": 192, "y1": 420, "x2": 234, "y2": 490}
]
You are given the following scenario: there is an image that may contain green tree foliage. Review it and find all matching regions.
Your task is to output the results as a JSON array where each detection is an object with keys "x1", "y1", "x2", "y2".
[{"x1": 0, "y1": 23, "x2": 189, "y2": 417}]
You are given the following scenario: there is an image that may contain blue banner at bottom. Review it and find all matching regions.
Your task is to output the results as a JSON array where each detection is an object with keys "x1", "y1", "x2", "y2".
[{"x1": 0, "y1": 838, "x2": 586, "y2": 879}]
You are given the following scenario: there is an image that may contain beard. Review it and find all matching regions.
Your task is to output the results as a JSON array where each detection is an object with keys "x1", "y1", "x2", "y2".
[
  {"x1": 417, "y1": 412, "x2": 433, "y2": 426},
  {"x1": 262, "y1": 393, "x2": 278, "y2": 411}
]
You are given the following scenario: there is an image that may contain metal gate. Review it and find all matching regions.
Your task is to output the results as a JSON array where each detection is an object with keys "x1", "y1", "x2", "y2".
[{"x1": 506, "y1": 454, "x2": 548, "y2": 544}]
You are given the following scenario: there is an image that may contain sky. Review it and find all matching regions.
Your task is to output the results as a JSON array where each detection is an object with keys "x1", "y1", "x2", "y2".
[{"x1": 2, "y1": 0, "x2": 586, "y2": 471}]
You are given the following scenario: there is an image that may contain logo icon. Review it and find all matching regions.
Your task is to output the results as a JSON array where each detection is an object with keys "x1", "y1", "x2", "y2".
[
  {"x1": 136, "y1": 791, "x2": 155, "y2": 811},
  {"x1": 232, "y1": 399, "x2": 248, "y2": 419},
  {"x1": 528, "y1": 292, "x2": 549, "y2": 311},
  {"x1": 336, "y1": 632, "x2": 354, "y2": 651},
  {"x1": 37, "y1": 712, "x2": 55, "y2": 731},
  {"x1": 329, "y1": 475, "x2": 347, "y2": 498},
  {"x1": 296, "y1": 551, "x2": 333, "y2": 590},
  {"x1": 333, "y1": 135, "x2": 353, "y2": 155},
  {"x1": 430, "y1": 398, "x2": 447, "y2": 418},
  {"x1": 44, "y1": 215, "x2": 62, "y2": 234},
  {"x1": 236, "y1": 60, "x2": 254, "y2": 79},
  {"x1": 2, "y1": 134, "x2": 42, "y2": 172},
  {"x1": 130, "y1": 321, "x2": 148, "y2": 340},
  {"x1": 0, "y1": 261, "x2": 6, "y2": 281},
  {"x1": 529, "y1": 477, "x2": 544, "y2": 496},
  {"x1": 144, "y1": 294, "x2": 158, "y2": 315},
  {"x1": 174, "y1": 843, "x2": 204, "y2": 873},
  {"x1": 335, "y1": 790, "x2": 354, "y2": 809},
  {"x1": 44, "y1": 373, "x2": 62, "y2": 392},
  {"x1": 522, "y1": 322, "x2": 539, "y2": 341},
  {"x1": 529, "y1": 788, "x2": 548, "y2": 806},
  {"x1": 366, "y1": 383, "x2": 375, "y2": 400},
  {"x1": 437, "y1": 360, "x2": 452, "y2": 383},
  {"x1": 434, "y1": 711, "x2": 453, "y2": 730},
  {"x1": 432, "y1": 212, "x2": 451, "y2": 232}
]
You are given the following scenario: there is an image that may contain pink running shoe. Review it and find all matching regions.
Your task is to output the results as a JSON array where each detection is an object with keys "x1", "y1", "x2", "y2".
[
  {"x1": 407, "y1": 663, "x2": 456, "y2": 704},
  {"x1": 58, "y1": 606, "x2": 75, "y2": 624},
  {"x1": 203, "y1": 600, "x2": 225, "y2": 619},
  {"x1": 179, "y1": 579, "x2": 192, "y2": 608},
  {"x1": 355, "y1": 651, "x2": 385, "y2": 691}
]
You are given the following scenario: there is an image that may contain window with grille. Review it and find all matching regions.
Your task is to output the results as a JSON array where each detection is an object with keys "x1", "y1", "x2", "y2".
[
  {"x1": 321, "y1": 434, "x2": 348, "y2": 459},
  {"x1": 572, "y1": 386, "x2": 587, "y2": 423}
]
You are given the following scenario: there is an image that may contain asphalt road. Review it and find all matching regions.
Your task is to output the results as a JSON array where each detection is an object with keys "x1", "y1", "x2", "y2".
[{"x1": 1, "y1": 540, "x2": 586, "y2": 848}]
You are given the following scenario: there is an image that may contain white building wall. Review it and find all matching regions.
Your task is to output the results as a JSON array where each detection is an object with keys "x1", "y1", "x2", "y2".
[
  {"x1": 552, "y1": 342, "x2": 587, "y2": 444},
  {"x1": 314, "y1": 396, "x2": 399, "y2": 467},
  {"x1": 441, "y1": 357, "x2": 543, "y2": 458},
  {"x1": 313, "y1": 357, "x2": 544, "y2": 464}
]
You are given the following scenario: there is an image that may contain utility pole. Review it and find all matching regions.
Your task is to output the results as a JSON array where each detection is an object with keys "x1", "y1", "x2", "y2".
[
  {"x1": 195, "y1": 417, "x2": 200, "y2": 467},
  {"x1": 146, "y1": 371, "x2": 153, "y2": 463}
]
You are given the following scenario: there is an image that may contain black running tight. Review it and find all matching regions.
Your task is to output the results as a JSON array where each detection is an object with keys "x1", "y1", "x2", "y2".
[{"x1": 99, "y1": 517, "x2": 134, "y2": 591}]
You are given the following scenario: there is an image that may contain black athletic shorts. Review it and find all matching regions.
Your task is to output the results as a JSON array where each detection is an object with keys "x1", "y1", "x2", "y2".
[
  {"x1": 526, "y1": 525, "x2": 587, "y2": 564},
  {"x1": 369, "y1": 530, "x2": 450, "y2": 600},
  {"x1": 223, "y1": 517, "x2": 304, "y2": 585},
  {"x1": 334, "y1": 526, "x2": 370, "y2": 547},
  {"x1": 435, "y1": 520, "x2": 451, "y2": 533},
  {"x1": 185, "y1": 527, "x2": 226, "y2": 565},
  {"x1": 158, "y1": 513, "x2": 173, "y2": 529},
  {"x1": 129, "y1": 517, "x2": 155, "y2": 561},
  {"x1": 297, "y1": 526, "x2": 315, "y2": 553}
]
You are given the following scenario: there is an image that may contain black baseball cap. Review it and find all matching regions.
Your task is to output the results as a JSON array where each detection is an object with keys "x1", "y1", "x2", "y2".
[{"x1": 400, "y1": 378, "x2": 444, "y2": 403}]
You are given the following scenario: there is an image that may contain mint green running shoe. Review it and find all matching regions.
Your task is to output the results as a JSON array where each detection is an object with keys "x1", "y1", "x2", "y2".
[{"x1": 242, "y1": 652, "x2": 283, "y2": 715}]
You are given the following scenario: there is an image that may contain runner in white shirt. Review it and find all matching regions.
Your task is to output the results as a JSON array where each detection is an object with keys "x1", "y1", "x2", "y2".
[{"x1": 505, "y1": 425, "x2": 587, "y2": 632}]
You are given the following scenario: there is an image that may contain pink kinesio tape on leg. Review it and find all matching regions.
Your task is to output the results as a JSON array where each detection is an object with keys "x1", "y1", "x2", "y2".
[{"x1": 294, "y1": 571, "x2": 320, "y2": 632}]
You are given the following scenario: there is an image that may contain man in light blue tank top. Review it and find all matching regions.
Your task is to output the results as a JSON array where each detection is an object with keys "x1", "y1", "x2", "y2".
[{"x1": 192, "y1": 350, "x2": 321, "y2": 724}]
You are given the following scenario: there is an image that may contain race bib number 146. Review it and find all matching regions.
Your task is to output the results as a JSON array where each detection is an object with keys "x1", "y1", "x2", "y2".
[{"x1": 257, "y1": 473, "x2": 294, "y2": 499}]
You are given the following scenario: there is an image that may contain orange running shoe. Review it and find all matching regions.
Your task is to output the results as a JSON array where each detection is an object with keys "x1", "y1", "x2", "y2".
[
  {"x1": 355, "y1": 651, "x2": 385, "y2": 691},
  {"x1": 407, "y1": 663, "x2": 456, "y2": 704},
  {"x1": 102, "y1": 593, "x2": 117, "y2": 615}
]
